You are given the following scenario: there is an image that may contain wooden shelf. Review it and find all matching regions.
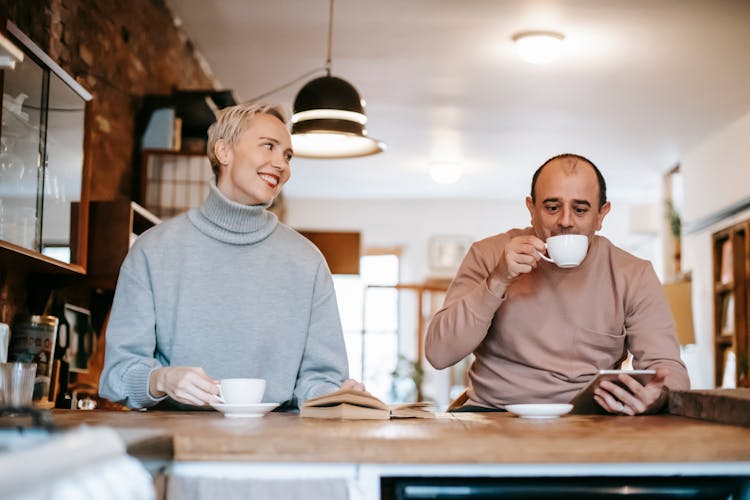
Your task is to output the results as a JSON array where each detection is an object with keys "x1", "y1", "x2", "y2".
[
  {"x1": 0, "y1": 241, "x2": 85, "y2": 276},
  {"x1": 712, "y1": 219, "x2": 749, "y2": 388},
  {"x1": 716, "y1": 335, "x2": 734, "y2": 347},
  {"x1": 715, "y1": 281, "x2": 734, "y2": 293}
]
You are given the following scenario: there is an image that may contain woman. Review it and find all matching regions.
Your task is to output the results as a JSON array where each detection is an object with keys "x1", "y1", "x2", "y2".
[{"x1": 100, "y1": 103, "x2": 361, "y2": 409}]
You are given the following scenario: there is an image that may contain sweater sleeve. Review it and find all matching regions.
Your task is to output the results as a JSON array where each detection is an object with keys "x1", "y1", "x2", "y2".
[
  {"x1": 425, "y1": 240, "x2": 505, "y2": 369},
  {"x1": 98, "y1": 248, "x2": 166, "y2": 409},
  {"x1": 625, "y1": 262, "x2": 691, "y2": 391},
  {"x1": 292, "y1": 260, "x2": 349, "y2": 406}
]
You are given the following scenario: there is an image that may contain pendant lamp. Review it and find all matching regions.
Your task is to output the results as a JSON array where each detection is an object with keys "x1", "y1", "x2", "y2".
[{"x1": 291, "y1": 0, "x2": 384, "y2": 158}]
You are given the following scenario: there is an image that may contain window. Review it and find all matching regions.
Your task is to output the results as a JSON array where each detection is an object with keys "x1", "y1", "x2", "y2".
[{"x1": 333, "y1": 254, "x2": 399, "y2": 402}]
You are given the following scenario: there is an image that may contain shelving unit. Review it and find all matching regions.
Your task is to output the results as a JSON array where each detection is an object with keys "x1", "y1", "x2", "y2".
[
  {"x1": 140, "y1": 149, "x2": 212, "y2": 219},
  {"x1": 84, "y1": 200, "x2": 161, "y2": 290},
  {"x1": 0, "y1": 30, "x2": 24, "y2": 69},
  {"x1": 712, "y1": 218, "x2": 750, "y2": 388},
  {"x1": 0, "y1": 19, "x2": 93, "y2": 325}
]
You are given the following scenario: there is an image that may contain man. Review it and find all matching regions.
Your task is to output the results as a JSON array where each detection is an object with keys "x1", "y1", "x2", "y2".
[
  {"x1": 425, "y1": 153, "x2": 689, "y2": 415},
  {"x1": 100, "y1": 102, "x2": 362, "y2": 410}
]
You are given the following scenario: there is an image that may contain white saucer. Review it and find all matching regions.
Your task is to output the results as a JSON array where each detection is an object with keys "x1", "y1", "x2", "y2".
[
  {"x1": 505, "y1": 403, "x2": 573, "y2": 419},
  {"x1": 211, "y1": 402, "x2": 279, "y2": 418}
]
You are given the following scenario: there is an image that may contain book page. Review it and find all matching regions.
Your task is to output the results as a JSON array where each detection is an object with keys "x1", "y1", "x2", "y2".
[
  {"x1": 388, "y1": 402, "x2": 436, "y2": 419},
  {"x1": 302, "y1": 388, "x2": 388, "y2": 411},
  {"x1": 301, "y1": 403, "x2": 389, "y2": 420},
  {"x1": 302, "y1": 389, "x2": 436, "y2": 419},
  {"x1": 720, "y1": 240, "x2": 733, "y2": 284}
]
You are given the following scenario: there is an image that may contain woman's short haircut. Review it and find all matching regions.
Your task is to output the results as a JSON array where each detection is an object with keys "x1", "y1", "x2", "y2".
[{"x1": 206, "y1": 102, "x2": 288, "y2": 178}]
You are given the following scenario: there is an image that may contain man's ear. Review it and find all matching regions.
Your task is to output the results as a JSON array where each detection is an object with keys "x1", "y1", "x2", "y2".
[
  {"x1": 525, "y1": 196, "x2": 535, "y2": 223},
  {"x1": 596, "y1": 201, "x2": 611, "y2": 231},
  {"x1": 214, "y1": 139, "x2": 233, "y2": 166}
]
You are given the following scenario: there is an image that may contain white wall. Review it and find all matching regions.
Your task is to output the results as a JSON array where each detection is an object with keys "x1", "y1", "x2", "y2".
[
  {"x1": 682, "y1": 112, "x2": 750, "y2": 224},
  {"x1": 286, "y1": 198, "x2": 528, "y2": 282},
  {"x1": 286, "y1": 197, "x2": 657, "y2": 282},
  {"x1": 681, "y1": 110, "x2": 750, "y2": 389},
  {"x1": 286, "y1": 195, "x2": 659, "y2": 407}
]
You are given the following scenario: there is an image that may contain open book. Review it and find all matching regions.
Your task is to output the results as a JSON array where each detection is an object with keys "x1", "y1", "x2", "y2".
[{"x1": 301, "y1": 388, "x2": 435, "y2": 420}]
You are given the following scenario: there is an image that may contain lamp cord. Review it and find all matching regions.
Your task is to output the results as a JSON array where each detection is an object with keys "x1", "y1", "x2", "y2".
[
  {"x1": 245, "y1": 66, "x2": 327, "y2": 103},
  {"x1": 326, "y1": 0, "x2": 334, "y2": 75},
  {"x1": 246, "y1": 0, "x2": 334, "y2": 103}
]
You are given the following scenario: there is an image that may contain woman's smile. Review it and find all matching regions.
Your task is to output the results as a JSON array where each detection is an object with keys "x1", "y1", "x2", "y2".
[{"x1": 259, "y1": 172, "x2": 280, "y2": 189}]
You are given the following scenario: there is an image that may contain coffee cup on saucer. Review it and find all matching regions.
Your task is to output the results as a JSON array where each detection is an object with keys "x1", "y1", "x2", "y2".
[{"x1": 216, "y1": 378, "x2": 265, "y2": 405}]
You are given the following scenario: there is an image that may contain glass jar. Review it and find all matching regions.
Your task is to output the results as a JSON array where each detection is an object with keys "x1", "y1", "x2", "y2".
[{"x1": 8, "y1": 315, "x2": 59, "y2": 402}]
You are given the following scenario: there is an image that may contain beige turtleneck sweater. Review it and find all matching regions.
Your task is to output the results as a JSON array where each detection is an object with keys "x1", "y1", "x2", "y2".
[{"x1": 425, "y1": 228, "x2": 690, "y2": 408}]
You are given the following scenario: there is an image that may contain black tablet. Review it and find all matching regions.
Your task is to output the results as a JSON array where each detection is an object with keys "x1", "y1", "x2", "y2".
[{"x1": 569, "y1": 369, "x2": 656, "y2": 414}]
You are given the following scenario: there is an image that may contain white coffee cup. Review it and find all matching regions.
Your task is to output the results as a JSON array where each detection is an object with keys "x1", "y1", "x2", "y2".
[
  {"x1": 217, "y1": 378, "x2": 265, "y2": 405},
  {"x1": 538, "y1": 234, "x2": 589, "y2": 268}
]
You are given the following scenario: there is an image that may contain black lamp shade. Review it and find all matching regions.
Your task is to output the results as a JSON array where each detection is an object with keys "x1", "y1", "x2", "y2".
[{"x1": 291, "y1": 75, "x2": 384, "y2": 158}]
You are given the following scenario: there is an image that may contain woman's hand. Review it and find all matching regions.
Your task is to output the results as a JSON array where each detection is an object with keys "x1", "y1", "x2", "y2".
[
  {"x1": 340, "y1": 378, "x2": 366, "y2": 392},
  {"x1": 149, "y1": 366, "x2": 220, "y2": 406},
  {"x1": 594, "y1": 368, "x2": 669, "y2": 415}
]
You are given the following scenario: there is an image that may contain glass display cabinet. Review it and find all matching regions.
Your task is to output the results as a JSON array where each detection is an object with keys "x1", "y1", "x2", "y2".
[{"x1": 0, "y1": 20, "x2": 92, "y2": 274}]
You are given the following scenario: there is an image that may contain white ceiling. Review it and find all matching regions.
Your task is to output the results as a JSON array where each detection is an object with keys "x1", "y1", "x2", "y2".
[{"x1": 167, "y1": 0, "x2": 750, "y2": 203}]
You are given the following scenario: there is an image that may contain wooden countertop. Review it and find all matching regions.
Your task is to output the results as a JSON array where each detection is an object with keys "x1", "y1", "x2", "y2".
[{"x1": 47, "y1": 410, "x2": 750, "y2": 464}]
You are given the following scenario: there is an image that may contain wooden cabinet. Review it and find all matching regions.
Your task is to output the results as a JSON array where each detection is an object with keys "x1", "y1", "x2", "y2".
[
  {"x1": 298, "y1": 231, "x2": 360, "y2": 275},
  {"x1": 712, "y1": 219, "x2": 750, "y2": 387},
  {"x1": 85, "y1": 200, "x2": 160, "y2": 290}
]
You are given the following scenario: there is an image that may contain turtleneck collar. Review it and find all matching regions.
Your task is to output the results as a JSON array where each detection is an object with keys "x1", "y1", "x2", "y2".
[{"x1": 187, "y1": 179, "x2": 278, "y2": 245}]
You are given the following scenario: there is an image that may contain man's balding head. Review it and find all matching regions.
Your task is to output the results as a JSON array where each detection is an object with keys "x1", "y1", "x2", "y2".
[{"x1": 530, "y1": 154, "x2": 607, "y2": 208}]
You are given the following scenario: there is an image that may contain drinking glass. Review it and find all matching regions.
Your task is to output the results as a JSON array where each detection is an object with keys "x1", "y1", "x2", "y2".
[{"x1": 0, "y1": 362, "x2": 37, "y2": 409}]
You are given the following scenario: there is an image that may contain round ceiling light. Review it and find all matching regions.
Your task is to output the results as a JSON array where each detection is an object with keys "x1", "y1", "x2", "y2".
[
  {"x1": 429, "y1": 161, "x2": 462, "y2": 184},
  {"x1": 511, "y1": 31, "x2": 565, "y2": 64}
]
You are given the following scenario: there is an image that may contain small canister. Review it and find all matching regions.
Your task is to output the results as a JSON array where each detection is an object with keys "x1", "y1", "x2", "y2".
[{"x1": 8, "y1": 315, "x2": 59, "y2": 402}]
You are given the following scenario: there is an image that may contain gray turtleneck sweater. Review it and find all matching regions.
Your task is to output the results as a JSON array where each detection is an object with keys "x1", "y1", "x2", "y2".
[{"x1": 99, "y1": 182, "x2": 348, "y2": 409}]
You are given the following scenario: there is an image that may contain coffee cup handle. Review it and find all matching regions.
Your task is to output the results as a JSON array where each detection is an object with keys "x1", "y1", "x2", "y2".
[
  {"x1": 215, "y1": 384, "x2": 226, "y2": 404},
  {"x1": 537, "y1": 250, "x2": 555, "y2": 263}
]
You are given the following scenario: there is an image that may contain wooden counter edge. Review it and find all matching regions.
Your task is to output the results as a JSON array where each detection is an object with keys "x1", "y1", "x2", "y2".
[{"x1": 669, "y1": 388, "x2": 750, "y2": 427}]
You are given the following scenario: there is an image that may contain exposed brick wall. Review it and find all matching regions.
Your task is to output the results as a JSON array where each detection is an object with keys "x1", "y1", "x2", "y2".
[
  {"x1": 0, "y1": 0, "x2": 215, "y2": 321},
  {"x1": 1, "y1": 0, "x2": 215, "y2": 200}
]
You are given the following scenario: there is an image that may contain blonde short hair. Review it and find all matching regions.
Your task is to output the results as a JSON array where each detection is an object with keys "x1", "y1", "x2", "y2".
[{"x1": 206, "y1": 102, "x2": 289, "y2": 178}]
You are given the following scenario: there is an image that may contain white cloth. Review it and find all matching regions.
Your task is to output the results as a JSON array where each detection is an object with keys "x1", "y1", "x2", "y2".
[{"x1": 0, "y1": 427, "x2": 154, "y2": 500}]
